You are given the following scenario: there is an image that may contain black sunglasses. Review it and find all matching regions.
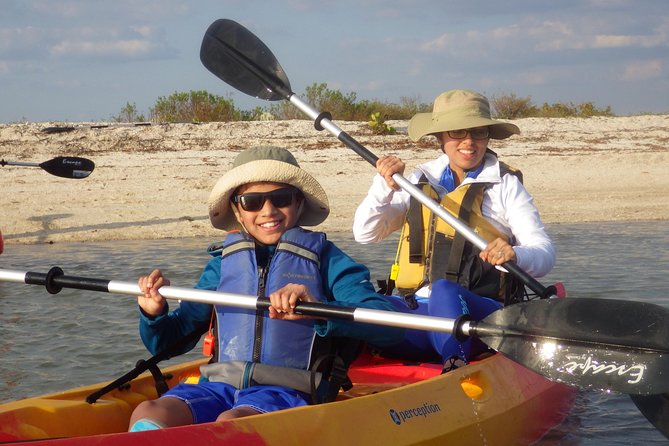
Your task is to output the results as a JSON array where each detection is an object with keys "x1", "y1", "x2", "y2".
[{"x1": 232, "y1": 187, "x2": 300, "y2": 212}]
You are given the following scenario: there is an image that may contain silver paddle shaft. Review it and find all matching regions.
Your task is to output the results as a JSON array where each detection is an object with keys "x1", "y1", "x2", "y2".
[
  {"x1": 0, "y1": 269, "x2": 461, "y2": 334},
  {"x1": 288, "y1": 94, "x2": 489, "y2": 251}
]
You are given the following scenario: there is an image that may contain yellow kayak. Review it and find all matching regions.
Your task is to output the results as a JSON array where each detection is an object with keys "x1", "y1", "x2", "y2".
[{"x1": 0, "y1": 352, "x2": 575, "y2": 445}]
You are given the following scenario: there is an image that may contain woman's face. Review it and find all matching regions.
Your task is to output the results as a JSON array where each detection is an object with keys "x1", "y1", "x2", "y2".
[
  {"x1": 233, "y1": 181, "x2": 302, "y2": 245},
  {"x1": 437, "y1": 126, "x2": 490, "y2": 181}
]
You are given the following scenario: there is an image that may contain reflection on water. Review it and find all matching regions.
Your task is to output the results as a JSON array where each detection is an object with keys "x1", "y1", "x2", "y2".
[{"x1": 0, "y1": 221, "x2": 668, "y2": 444}]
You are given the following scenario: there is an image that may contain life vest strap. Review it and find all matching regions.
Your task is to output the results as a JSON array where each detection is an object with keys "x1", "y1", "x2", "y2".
[
  {"x1": 444, "y1": 182, "x2": 487, "y2": 282},
  {"x1": 407, "y1": 176, "x2": 429, "y2": 264}
]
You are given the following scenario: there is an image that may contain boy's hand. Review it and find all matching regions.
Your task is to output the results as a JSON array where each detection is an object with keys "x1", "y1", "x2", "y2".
[
  {"x1": 137, "y1": 269, "x2": 170, "y2": 317},
  {"x1": 268, "y1": 283, "x2": 319, "y2": 321}
]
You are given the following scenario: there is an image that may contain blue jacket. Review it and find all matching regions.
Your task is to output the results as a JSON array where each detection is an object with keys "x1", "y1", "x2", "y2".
[{"x1": 139, "y1": 229, "x2": 403, "y2": 357}]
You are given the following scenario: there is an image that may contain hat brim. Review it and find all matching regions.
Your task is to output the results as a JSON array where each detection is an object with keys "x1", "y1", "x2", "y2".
[
  {"x1": 408, "y1": 113, "x2": 520, "y2": 141},
  {"x1": 208, "y1": 159, "x2": 330, "y2": 231}
]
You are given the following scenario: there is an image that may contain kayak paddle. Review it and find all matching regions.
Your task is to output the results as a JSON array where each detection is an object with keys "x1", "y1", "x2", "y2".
[
  {"x1": 1, "y1": 156, "x2": 95, "y2": 179},
  {"x1": 631, "y1": 394, "x2": 669, "y2": 439},
  {"x1": 1, "y1": 266, "x2": 669, "y2": 396},
  {"x1": 199, "y1": 19, "x2": 556, "y2": 300}
]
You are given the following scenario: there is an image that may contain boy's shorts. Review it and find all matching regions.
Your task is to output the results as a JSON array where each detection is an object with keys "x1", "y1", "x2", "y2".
[{"x1": 162, "y1": 382, "x2": 311, "y2": 423}]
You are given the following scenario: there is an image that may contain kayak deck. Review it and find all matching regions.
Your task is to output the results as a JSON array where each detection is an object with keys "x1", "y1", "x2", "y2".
[{"x1": 0, "y1": 353, "x2": 575, "y2": 445}]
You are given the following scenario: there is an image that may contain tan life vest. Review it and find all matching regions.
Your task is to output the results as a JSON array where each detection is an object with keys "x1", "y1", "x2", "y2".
[{"x1": 387, "y1": 159, "x2": 525, "y2": 305}]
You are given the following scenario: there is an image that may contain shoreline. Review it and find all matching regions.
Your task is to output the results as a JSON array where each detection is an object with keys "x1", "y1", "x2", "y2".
[{"x1": 2, "y1": 116, "x2": 668, "y2": 246}]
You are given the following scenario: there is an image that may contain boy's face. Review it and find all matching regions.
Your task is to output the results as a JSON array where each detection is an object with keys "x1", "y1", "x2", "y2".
[{"x1": 233, "y1": 181, "x2": 301, "y2": 245}]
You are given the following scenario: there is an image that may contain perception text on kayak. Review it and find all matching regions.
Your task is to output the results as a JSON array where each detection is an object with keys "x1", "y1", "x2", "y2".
[{"x1": 389, "y1": 403, "x2": 441, "y2": 425}]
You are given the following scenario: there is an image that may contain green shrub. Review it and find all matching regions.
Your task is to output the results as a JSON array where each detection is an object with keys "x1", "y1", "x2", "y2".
[
  {"x1": 117, "y1": 88, "x2": 615, "y2": 123},
  {"x1": 490, "y1": 93, "x2": 537, "y2": 119},
  {"x1": 113, "y1": 102, "x2": 146, "y2": 122},
  {"x1": 577, "y1": 102, "x2": 614, "y2": 117},
  {"x1": 150, "y1": 90, "x2": 238, "y2": 122},
  {"x1": 491, "y1": 93, "x2": 614, "y2": 118},
  {"x1": 537, "y1": 101, "x2": 614, "y2": 118},
  {"x1": 368, "y1": 112, "x2": 396, "y2": 135}
]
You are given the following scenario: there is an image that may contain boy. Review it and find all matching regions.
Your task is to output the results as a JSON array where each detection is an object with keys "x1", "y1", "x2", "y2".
[{"x1": 129, "y1": 146, "x2": 401, "y2": 430}]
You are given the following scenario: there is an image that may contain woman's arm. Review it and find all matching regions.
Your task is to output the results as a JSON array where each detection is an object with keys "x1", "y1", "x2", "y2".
[
  {"x1": 487, "y1": 175, "x2": 555, "y2": 277},
  {"x1": 353, "y1": 174, "x2": 410, "y2": 243}
]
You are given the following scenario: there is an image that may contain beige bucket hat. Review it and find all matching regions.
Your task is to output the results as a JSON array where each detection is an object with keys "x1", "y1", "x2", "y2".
[
  {"x1": 208, "y1": 146, "x2": 330, "y2": 231},
  {"x1": 408, "y1": 89, "x2": 520, "y2": 141}
]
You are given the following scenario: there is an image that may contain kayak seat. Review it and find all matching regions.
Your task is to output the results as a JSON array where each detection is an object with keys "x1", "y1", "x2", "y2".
[{"x1": 346, "y1": 347, "x2": 442, "y2": 384}]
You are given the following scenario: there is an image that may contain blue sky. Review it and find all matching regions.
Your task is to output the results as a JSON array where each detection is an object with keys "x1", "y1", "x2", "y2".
[{"x1": 1, "y1": 0, "x2": 667, "y2": 123}]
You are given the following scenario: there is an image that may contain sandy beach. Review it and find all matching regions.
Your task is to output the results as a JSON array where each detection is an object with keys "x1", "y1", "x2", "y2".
[{"x1": 1, "y1": 115, "x2": 668, "y2": 246}]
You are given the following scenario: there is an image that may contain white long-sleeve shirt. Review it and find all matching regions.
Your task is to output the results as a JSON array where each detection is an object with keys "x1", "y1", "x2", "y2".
[{"x1": 353, "y1": 152, "x2": 555, "y2": 278}]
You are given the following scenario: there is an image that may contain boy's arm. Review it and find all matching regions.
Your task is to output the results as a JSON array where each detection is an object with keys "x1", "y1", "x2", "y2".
[
  {"x1": 316, "y1": 241, "x2": 404, "y2": 346},
  {"x1": 138, "y1": 256, "x2": 219, "y2": 356}
]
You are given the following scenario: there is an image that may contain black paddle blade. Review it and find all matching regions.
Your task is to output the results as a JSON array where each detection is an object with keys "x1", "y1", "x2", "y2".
[
  {"x1": 473, "y1": 298, "x2": 669, "y2": 395},
  {"x1": 631, "y1": 393, "x2": 669, "y2": 439},
  {"x1": 200, "y1": 19, "x2": 292, "y2": 101},
  {"x1": 39, "y1": 156, "x2": 95, "y2": 179}
]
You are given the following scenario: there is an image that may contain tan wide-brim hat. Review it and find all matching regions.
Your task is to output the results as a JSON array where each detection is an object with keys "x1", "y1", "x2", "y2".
[
  {"x1": 408, "y1": 89, "x2": 520, "y2": 141},
  {"x1": 208, "y1": 146, "x2": 330, "y2": 231}
]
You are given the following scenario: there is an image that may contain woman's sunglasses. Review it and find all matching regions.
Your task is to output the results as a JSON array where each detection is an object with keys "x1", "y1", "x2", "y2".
[{"x1": 232, "y1": 187, "x2": 300, "y2": 212}]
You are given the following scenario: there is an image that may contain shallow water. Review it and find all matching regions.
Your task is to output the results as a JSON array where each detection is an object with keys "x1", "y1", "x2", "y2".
[{"x1": 1, "y1": 221, "x2": 668, "y2": 444}]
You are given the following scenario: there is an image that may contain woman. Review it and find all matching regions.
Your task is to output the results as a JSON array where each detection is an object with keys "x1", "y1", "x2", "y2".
[{"x1": 353, "y1": 89, "x2": 554, "y2": 365}]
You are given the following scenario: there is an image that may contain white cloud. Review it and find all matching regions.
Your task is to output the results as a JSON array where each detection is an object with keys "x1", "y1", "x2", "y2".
[
  {"x1": 489, "y1": 24, "x2": 521, "y2": 41},
  {"x1": 412, "y1": 15, "x2": 669, "y2": 56},
  {"x1": 622, "y1": 59, "x2": 663, "y2": 81},
  {"x1": 419, "y1": 33, "x2": 452, "y2": 52},
  {"x1": 364, "y1": 79, "x2": 385, "y2": 92},
  {"x1": 593, "y1": 32, "x2": 667, "y2": 48},
  {"x1": 518, "y1": 72, "x2": 548, "y2": 86},
  {"x1": 30, "y1": 0, "x2": 85, "y2": 18},
  {"x1": 49, "y1": 39, "x2": 156, "y2": 58},
  {"x1": 0, "y1": 26, "x2": 45, "y2": 54},
  {"x1": 53, "y1": 78, "x2": 83, "y2": 88},
  {"x1": 407, "y1": 59, "x2": 424, "y2": 77}
]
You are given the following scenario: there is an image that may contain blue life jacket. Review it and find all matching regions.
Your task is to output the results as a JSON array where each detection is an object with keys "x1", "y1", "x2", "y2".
[{"x1": 215, "y1": 228, "x2": 327, "y2": 370}]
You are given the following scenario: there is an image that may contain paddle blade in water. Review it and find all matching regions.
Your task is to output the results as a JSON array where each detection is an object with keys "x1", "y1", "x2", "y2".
[
  {"x1": 200, "y1": 19, "x2": 292, "y2": 101},
  {"x1": 39, "y1": 156, "x2": 95, "y2": 179},
  {"x1": 473, "y1": 298, "x2": 669, "y2": 394},
  {"x1": 631, "y1": 393, "x2": 669, "y2": 439}
]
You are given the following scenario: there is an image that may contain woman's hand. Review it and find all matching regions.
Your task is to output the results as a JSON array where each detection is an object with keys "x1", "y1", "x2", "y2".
[
  {"x1": 137, "y1": 269, "x2": 170, "y2": 317},
  {"x1": 480, "y1": 238, "x2": 517, "y2": 266},
  {"x1": 268, "y1": 283, "x2": 319, "y2": 321},
  {"x1": 376, "y1": 155, "x2": 406, "y2": 191}
]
